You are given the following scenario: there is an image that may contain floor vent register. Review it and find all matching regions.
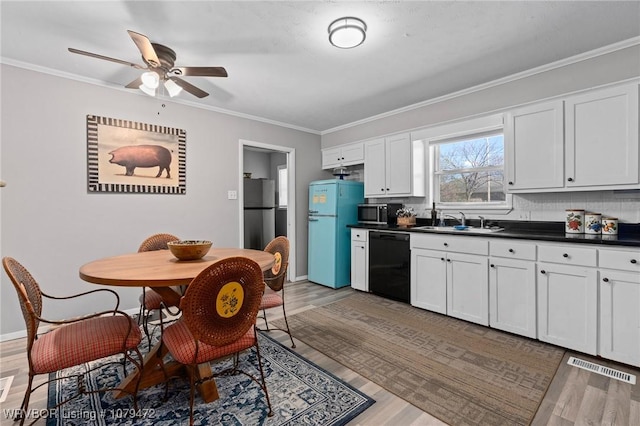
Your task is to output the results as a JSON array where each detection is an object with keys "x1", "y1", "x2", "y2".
[{"x1": 567, "y1": 356, "x2": 636, "y2": 385}]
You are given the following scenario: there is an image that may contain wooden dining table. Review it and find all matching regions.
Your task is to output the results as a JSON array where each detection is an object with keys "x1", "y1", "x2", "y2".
[{"x1": 79, "y1": 247, "x2": 275, "y2": 403}]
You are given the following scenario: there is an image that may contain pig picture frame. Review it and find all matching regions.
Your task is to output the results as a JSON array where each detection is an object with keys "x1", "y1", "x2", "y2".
[{"x1": 86, "y1": 115, "x2": 186, "y2": 194}]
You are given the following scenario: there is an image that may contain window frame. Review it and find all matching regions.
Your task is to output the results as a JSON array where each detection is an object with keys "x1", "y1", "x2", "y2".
[
  {"x1": 277, "y1": 164, "x2": 288, "y2": 208},
  {"x1": 427, "y1": 126, "x2": 512, "y2": 213}
]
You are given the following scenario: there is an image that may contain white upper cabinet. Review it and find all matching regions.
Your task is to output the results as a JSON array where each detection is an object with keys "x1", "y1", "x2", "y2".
[
  {"x1": 321, "y1": 142, "x2": 364, "y2": 169},
  {"x1": 565, "y1": 84, "x2": 639, "y2": 188},
  {"x1": 505, "y1": 100, "x2": 564, "y2": 190},
  {"x1": 364, "y1": 133, "x2": 425, "y2": 197},
  {"x1": 506, "y1": 83, "x2": 640, "y2": 192}
]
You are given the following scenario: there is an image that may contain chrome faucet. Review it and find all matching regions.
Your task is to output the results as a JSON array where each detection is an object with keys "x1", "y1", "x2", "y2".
[
  {"x1": 479, "y1": 215, "x2": 485, "y2": 228},
  {"x1": 444, "y1": 212, "x2": 466, "y2": 226}
]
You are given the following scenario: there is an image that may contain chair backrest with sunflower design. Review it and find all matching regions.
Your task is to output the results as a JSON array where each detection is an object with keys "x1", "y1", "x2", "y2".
[
  {"x1": 180, "y1": 256, "x2": 264, "y2": 347},
  {"x1": 263, "y1": 236, "x2": 289, "y2": 292}
]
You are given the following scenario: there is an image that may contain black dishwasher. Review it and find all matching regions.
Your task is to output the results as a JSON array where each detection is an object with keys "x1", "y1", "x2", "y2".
[{"x1": 369, "y1": 231, "x2": 410, "y2": 303}]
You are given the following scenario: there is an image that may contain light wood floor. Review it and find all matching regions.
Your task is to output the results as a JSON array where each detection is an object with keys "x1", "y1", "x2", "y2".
[{"x1": 2, "y1": 280, "x2": 640, "y2": 425}]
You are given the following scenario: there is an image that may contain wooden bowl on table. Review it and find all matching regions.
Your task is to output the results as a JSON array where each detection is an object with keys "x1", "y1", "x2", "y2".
[{"x1": 167, "y1": 240, "x2": 212, "y2": 261}]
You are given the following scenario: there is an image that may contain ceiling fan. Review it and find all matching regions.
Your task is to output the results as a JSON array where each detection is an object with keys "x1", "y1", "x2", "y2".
[{"x1": 68, "y1": 30, "x2": 227, "y2": 98}]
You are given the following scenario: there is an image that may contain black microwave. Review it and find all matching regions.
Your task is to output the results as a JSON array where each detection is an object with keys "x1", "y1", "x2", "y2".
[{"x1": 357, "y1": 203, "x2": 403, "y2": 225}]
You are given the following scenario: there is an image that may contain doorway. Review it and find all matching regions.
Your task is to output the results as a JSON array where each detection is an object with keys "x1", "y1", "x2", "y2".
[{"x1": 239, "y1": 140, "x2": 296, "y2": 280}]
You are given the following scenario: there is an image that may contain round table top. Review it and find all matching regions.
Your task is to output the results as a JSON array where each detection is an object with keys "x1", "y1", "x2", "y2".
[{"x1": 79, "y1": 247, "x2": 275, "y2": 287}]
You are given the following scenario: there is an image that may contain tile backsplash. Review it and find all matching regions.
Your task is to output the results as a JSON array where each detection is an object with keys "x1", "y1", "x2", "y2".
[
  {"x1": 513, "y1": 191, "x2": 640, "y2": 223},
  {"x1": 403, "y1": 190, "x2": 640, "y2": 223}
]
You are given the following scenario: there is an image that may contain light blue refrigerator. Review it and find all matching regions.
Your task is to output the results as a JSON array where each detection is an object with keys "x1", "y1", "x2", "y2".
[{"x1": 308, "y1": 179, "x2": 364, "y2": 288}]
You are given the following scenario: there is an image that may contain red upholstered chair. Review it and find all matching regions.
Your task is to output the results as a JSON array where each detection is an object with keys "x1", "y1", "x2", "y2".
[
  {"x1": 161, "y1": 256, "x2": 273, "y2": 426},
  {"x1": 2, "y1": 257, "x2": 143, "y2": 426},
  {"x1": 137, "y1": 233, "x2": 180, "y2": 345},
  {"x1": 258, "y1": 236, "x2": 295, "y2": 347}
]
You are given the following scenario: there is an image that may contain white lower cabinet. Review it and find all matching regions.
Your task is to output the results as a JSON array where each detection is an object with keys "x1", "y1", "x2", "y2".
[
  {"x1": 350, "y1": 229, "x2": 369, "y2": 291},
  {"x1": 411, "y1": 248, "x2": 447, "y2": 314},
  {"x1": 537, "y1": 262, "x2": 598, "y2": 355},
  {"x1": 447, "y1": 252, "x2": 489, "y2": 326},
  {"x1": 408, "y1": 234, "x2": 638, "y2": 365},
  {"x1": 489, "y1": 258, "x2": 537, "y2": 338},
  {"x1": 410, "y1": 235, "x2": 488, "y2": 325},
  {"x1": 599, "y1": 270, "x2": 640, "y2": 366}
]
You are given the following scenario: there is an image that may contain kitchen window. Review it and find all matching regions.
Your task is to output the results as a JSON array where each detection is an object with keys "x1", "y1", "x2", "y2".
[{"x1": 430, "y1": 130, "x2": 508, "y2": 209}]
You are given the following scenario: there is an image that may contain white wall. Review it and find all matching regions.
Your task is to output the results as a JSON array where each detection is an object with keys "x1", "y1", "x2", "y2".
[
  {"x1": 243, "y1": 150, "x2": 271, "y2": 179},
  {"x1": 0, "y1": 64, "x2": 324, "y2": 338}
]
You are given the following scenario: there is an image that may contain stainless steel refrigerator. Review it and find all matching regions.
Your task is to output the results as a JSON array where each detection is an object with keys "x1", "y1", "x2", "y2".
[{"x1": 243, "y1": 179, "x2": 275, "y2": 250}]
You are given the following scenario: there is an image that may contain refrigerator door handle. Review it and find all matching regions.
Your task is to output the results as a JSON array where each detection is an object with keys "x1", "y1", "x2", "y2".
[
  {"x1": 309, "y1": 218, "x2": 319, "y2": 222},
  {"x1": 309, "y1": 210, "x2": 319, "y2": 214}
]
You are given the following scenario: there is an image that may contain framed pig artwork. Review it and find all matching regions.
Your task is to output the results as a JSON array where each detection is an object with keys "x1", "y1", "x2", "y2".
[{"x1": 86, "y1": 115, "x2": 186, "y2": 194}]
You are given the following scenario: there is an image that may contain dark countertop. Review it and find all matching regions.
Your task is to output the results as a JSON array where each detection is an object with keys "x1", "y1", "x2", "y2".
[{"x1": 348, "y1": 220, "x2": 640, "y2": 248}]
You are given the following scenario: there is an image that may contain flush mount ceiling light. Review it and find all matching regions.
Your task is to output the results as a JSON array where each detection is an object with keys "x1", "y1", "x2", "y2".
[{"x1": 328, "y1": 16, "x2": 367, "y2": 49}]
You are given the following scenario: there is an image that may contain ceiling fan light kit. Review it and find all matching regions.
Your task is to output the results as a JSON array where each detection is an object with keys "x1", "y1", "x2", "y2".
[
  {"x1": 68, "y1": 30, "x2": 228, "y2": 99},
  {"x1": 163, "y1": 79, "x2": 183, "y2": 97},
  {"x1": 328, "y1": 16, "x2": 367, "y2": 49},
  {"x1": 139, "y1": 84, "x2": 156, "y2": 97},
  {"x1": 141, "y1": 71, "x2": 160, "y2": 89}
]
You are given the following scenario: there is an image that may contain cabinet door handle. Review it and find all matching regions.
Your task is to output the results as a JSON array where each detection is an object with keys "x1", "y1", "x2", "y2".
[
  {"x1": 540, "y1": 270, "x2": 546, "y2": 274},
  {"x1": 567, "y1": 177, "x2": 574, "y2": 182},
  {"x1": 603, "y1": 277, "x2": 609, "y2": 282},
  {"x1": 440, "y1": 257, "x2": 445, "y2": 261},
  {"x1": 508, "y1": 248, "x2": 514, "y2": 253},
  {"x1": 631, "y1": 259, "x2": 638, "y2": 264},
  {"x1": 508, "y1": 181, "x2": 514, "y2": 185},
  {"x1": 444, "y1": 242, "x2": 449, "y2": 247},
  {"x1": 386, "y1": 188, "x2": 390, "y2": 191},
  {"x1": 380, "y1": 188, "x2": 384, "y2": 191},
  {"x1": 446, "y1": 258, "x2": 452, "y2": 263},
  {"x1": 490, "y1": 264, "x2": 495, "y2": 268},
  {"x1": 562, "y1": 253, "x2": 569, "y2": 258}
]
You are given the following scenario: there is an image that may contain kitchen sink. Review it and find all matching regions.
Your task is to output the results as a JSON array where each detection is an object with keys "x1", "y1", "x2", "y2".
[{"x1": 413, "y1": 226, "x2": 504, "y2": 234}]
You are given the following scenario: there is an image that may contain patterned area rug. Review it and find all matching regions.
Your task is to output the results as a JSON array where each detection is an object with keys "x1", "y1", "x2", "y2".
[
  {"x1": 46, "y1": 331, "x2": 374, "y2": 426},
  {"x1": 273, "y1": 292, "x2": 565, "y2": 426}
]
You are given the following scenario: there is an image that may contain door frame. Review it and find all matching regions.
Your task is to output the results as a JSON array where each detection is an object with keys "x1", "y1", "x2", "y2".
[{"x1": 239, "y1": 139, "x2": 296, "y2": 281}]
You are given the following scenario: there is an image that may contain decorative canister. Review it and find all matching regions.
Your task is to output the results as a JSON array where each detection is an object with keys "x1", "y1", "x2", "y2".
[
  {"x1": 565, "y1": 209, "x2": 585, "y2": 233},
  {"x1": 602, "y1": 217, "x2": 618, "y2": 235},
  {"x1": 585, "y1": 213, "x2": 602, "y2": 234}
]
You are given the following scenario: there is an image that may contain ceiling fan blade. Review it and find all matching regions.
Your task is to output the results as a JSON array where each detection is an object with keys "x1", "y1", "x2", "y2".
[
  {"x1": 68, "y1": 48, "x2": 145, "y2": 69},
  {"x1": 170, "y1": 77, "x2": 209, "y2": 98},
  {"x1": 127, "y1": 30, "x2": 161, "y2": 67},
  {"x1": 171, "y1": 67, "x2": 228, "y2": 78},
  {"x1": 125, "y1": 76, "x2": 143, "y2": 89}
]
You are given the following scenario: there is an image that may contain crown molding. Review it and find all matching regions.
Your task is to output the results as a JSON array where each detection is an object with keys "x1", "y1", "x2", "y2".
[
  {"x1": 321, "y1": 36, "x2": 640, "y2": 135},
  {"x1": 3, "y1": 35, "x2": 638, "y2": 136},
  {"x1": 0, "y1": 57, "x2": 321, "y2": 135}
]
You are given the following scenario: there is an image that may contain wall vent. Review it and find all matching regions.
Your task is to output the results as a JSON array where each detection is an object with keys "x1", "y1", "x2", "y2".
[{"x1": 567, "y1": 356, "x2": 636, "y2": 385}]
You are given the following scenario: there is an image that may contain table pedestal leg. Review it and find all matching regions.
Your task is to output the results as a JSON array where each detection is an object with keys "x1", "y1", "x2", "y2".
[{"x1": 114, "y1": 341, "x2": 219, "y2": 403}]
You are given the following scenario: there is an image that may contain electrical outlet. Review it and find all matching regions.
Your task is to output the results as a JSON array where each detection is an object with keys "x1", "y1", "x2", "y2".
[
  {"x1": 518, "y1": 211, "x2": 531, "y2": 221},
  {"x1": 227, "y1": 190, "x2": 238, "y2": 200}
]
